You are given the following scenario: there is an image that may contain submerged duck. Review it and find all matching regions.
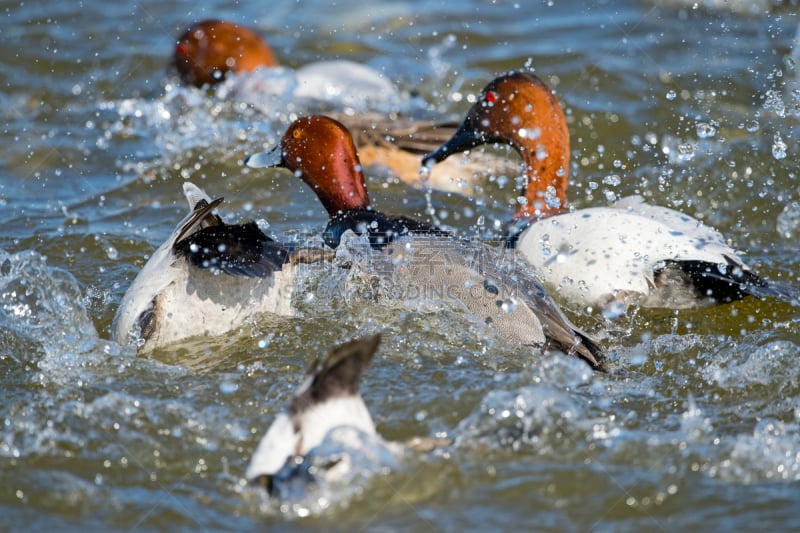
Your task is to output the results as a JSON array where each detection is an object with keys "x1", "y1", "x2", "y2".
[
  {"x1": 246, "y1": 334, "x2": 389, "y2": 495},
  {"x1": 246, "y1": 115, "x2": 606, "y2": 370},
  {"x1": 423, "y1": 71, "x2": 792, "y2": 313},
  {"x1": 173, "y1": 19, "x2": 514, "y2": 194},
  {"x1": 112, "y1": 182, "x2": 331, "y2": 352}
]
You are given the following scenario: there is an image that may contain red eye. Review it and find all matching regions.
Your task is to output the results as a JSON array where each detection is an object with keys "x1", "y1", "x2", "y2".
[{"x1": 484, "y1": 91, "x2": 497, "y2": 104}]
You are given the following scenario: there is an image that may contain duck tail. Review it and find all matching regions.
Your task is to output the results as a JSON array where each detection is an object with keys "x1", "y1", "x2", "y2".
[{"x1": 744, "y1": 276, "x2": 800, "y2": 305}]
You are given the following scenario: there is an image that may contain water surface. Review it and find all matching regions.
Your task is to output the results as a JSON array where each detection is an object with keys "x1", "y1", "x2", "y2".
[{"x1": 2, "y1": 0, "x2": 800, "y2": 530}]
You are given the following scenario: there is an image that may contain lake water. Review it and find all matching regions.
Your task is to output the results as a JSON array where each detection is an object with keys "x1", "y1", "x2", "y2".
[{"x1": 2, "y1": 0, "x2": 800, "y2": 530}]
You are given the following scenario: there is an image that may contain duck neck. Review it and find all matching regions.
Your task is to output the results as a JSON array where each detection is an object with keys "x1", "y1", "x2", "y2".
[
  {"x1": 512, "y1": 107, "x2": 570, "y2": 221},
  {"x1": 303, "y1": 152, "x2": 371, "y2": 217}
]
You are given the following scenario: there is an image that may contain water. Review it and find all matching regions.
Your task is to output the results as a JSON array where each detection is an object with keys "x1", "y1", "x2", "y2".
[{"x1": 2, "y1": 0, "x2": 800, "y2": 530}]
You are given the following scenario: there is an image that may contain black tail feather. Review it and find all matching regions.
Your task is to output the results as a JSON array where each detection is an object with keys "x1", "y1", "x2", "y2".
[{"x1": 664, "y1": 257, "x2": 799, "y2": 305}]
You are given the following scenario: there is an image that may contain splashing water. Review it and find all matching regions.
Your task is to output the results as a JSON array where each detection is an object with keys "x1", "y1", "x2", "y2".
[
  {"x1": 777, "y1": 201, "x2": 800, "y2": 239},
  {"x1": 0, "y1": 249, "x2": 99, "y2": 371}
]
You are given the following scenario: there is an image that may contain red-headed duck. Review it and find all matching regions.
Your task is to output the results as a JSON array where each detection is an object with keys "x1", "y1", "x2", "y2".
[
  {"x1": 173, "y1": 19, "x2": 397, "y2": 106},
  {"x1": 423, "y1": 71, "x2": 795, "y2": 313},
  {"x1": 246, "y1": 115, "x2": 607, "y2": 370},
  {"x1": 112, "y1": 182, "x2": 331, "y2": 352},
  {"x1": 172, "y1": 19, "x2": 515, "y2": 195}
]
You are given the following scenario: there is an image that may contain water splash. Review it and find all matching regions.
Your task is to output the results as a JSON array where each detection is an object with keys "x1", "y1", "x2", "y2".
[
  {"x1": 772, "y1": 133, "x2": 788, "y2": 160},
  {"x1": 0, "y1": 249, "x2": 99, "y2": 376},
  {"x1": 777, "y1": 201, "x2": 800, "y2": 239},
  {"x1": 244, "y1": 427, "x2": 403, "y2": 517}
]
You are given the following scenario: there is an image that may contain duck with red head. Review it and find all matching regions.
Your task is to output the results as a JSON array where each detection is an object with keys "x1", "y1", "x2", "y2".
[
  {"x1": 174, "y1": 20, "x2": 278, "y2": 88},
  {"x1": 423, "y1": 71, "x2": 796, "y2": 313},
  {"x1": 171, "y1": 20, "x2": 517, "y2": 195},
  {"x1": 246, "y1": 115, "x2": 443, "y2": 250},
  {"x1": 246, "y1": 115, "x2": 607, "y2": 370}
]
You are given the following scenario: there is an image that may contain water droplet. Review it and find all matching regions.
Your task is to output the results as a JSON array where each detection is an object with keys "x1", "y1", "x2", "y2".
[
  {"x1": 105, "y1": 246, "x2": 118, "y2": 260},
  {"x1": 500, "y1": 298, "x2": 518, "y2": 313},
  {"x1": 763, "y1": 89, "x2": 786, "y2": 117},
  {"x1": 696, "y1": 122, "x2": 716, "y2": 139},
  {"x1": 220, "y1": 380, "x2": 238, "y2": 394},
  {"x1": 665, "y1": 89, "x2": 677, "y2": 101},
  {"x1": 678, "y1": 143, "x2": 695, "y2": 161},
  {"x1": 602, "y1": 174, "x2": 621, "y2": 186},
  {"x1": 772, "y1": 133, "x2": 788, "y2": 160},
  {"x1": 544, "y1": 185, "x2": 562, "y2": 209},
  {"x1": 518, "y1": 127, "x2": 541, "y2": 139},
  {"x1": 602, "y1": 300, "x2": 627, "y2": 320},
  {"x1": 539, "y1": 234, "x2": 552, "y2": 256},
  {"x1": 777, "y1": 201, "x2": 800, "y2": 238}
]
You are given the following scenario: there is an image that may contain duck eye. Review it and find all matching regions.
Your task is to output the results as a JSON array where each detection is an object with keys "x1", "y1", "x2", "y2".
[
  {"x1": 292, "y1": 129, "x2": 301, "y2": 139},
  {"x1": 484, "y1": 91, "x2": 498, "y2": 104}
]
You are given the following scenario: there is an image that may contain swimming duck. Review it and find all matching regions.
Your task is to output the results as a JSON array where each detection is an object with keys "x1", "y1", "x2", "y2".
[
  {"x1": 246, "y1": 115, "x2": 606, "y2": 369},
  {"x1": 246, "y1": 334, "x2": 387, "y2": 495},
  {"x1": 112, "y1": 182, "x2": 331, "y2": 352},
  {"x1": 173, "y1": 19, "x2": 398, "y2": 106},
  {"x1": 422, "y1": 71, "x2": 791, "y2": 313},
  {"x1": 173, "y1": 19, "x2": 515, "y2": 194}
]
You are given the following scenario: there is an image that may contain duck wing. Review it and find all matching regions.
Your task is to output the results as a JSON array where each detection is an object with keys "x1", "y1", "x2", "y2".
[
  {"x1": 173, "y1": 221, "x2": 292, "y2": 278},
  {"x1": 334, "y1": 112, "x2": 462, "y2": 155},
  {"x1": 382, "y1": 237, "x2": 606, "y2": 370}
]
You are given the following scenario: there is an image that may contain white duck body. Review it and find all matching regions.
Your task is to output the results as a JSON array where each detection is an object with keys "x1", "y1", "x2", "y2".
[
  {"x1": 514, "y1": 195, "x2": 754, "y2": 311},
  {"x1": 217, "y1": 59, "x2": 402, "y2": 113},
  {"x1": 246, "y1": 335, "x2": 387, "y2": 493},
  {"x1": 245, "y1": 396, "x2": 376, "y2": 483},
  {"x1": 112, "y1": 183, "x2": 301, "y2": 352}
]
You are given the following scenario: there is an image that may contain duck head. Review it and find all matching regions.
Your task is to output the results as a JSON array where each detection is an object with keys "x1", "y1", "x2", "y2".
[
  {"x1": 246, "y1": 115, "x2": 372, "y2": 216},
  {"x1": 422, "y1": 71, "x2": 570, "y2": 219},
  {"x1": 174, "y1": 19, "x2": 278, "y2": 88}
]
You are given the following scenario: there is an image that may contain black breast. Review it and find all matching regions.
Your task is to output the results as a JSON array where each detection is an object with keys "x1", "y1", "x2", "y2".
[{"x1": 324, "y1": 208, "x2": 446, "y2": 249}]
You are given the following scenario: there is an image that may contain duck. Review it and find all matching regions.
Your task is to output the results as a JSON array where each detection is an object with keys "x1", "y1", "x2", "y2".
[
  {"x1": 245, "y1": 115, "x2": 607, "y2": 370},
  {"x1": 174, "y1": 19, "x2": 400, "y2": 110},
  {"x1": 422, "y1": 71, "x2": 794, "y2": 313},
  {"x1": 246, "y1": 334, "x2": 388, "y2": 495},
  {"x1": 173, "y1": 19, "x2": 278, "y2": 88},
  {"x1": 112, "y1": 182, "x2": 332, "y2": 352},
  {"x1": 172, "y1": 19, "x2": 515, "y2": 194}
]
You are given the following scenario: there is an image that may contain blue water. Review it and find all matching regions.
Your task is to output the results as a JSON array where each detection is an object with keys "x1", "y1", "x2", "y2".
[{"x1": 2, "y1": 0, "x2": 800, "y2": 530}]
